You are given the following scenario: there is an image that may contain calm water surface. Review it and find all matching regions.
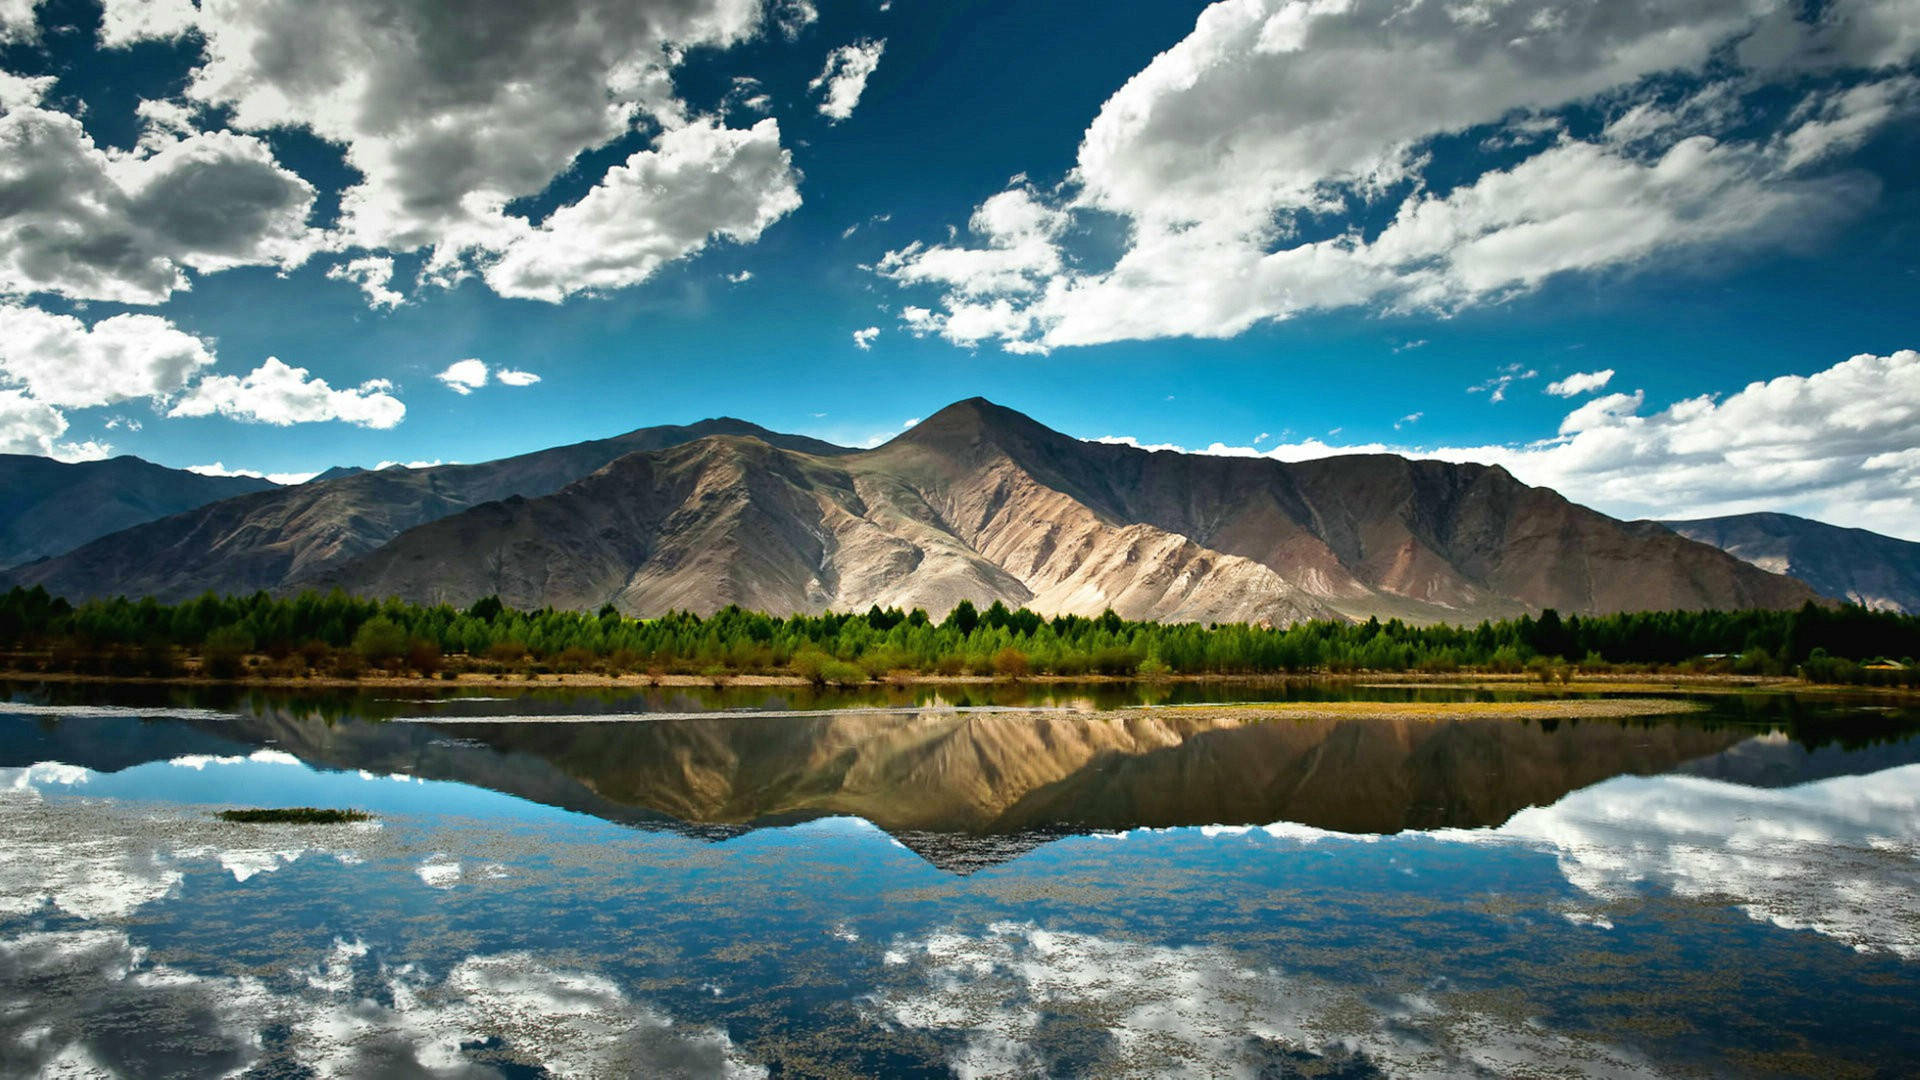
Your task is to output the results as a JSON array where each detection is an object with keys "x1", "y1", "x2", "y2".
[{"x1": 2, "y1": 679, "x2": 1916, "y2": 1078}]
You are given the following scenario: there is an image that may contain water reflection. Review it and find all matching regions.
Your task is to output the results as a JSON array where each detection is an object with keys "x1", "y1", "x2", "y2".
[{"x1": 0, "y1": 686, "x2": 1917, "y2": 1077}]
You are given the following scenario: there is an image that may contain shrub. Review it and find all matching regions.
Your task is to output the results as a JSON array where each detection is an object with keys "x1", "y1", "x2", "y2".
[
  {"x1": 202, "y1": 625, "x2": 253, "y2": 680},
  {"x1": 352, "y1": 616, "x2": 407, "y2": 669},
  {"x1": 992, "y1": 647, "x2": 1031, "y2": 680},
  {"x1": 406, "y1": 637, "x2": 442, "y2": 677}
]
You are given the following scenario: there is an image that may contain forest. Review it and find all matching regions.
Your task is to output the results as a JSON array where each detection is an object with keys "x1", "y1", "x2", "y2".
[{"x1": 1, "y1": 586, "x2": 1915, "y2": 686}]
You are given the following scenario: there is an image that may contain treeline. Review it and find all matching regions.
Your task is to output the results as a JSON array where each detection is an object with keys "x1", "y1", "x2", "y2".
[{"x1": 1, "y1": 586, "x2": 1916, "y2": 686}]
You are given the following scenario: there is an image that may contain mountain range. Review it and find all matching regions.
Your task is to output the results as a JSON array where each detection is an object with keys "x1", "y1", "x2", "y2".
[
  {"x1": 5, "y1": 397, "x2": 1851, "y2": 623},
  {"x1": 0, "y1": 454, "x2": 275, "y2": 571},
  {"x1": 1660, "y1": 513, "x2": 1920, "y2": 614}
]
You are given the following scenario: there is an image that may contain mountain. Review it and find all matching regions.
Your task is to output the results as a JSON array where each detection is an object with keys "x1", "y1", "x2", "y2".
[
  {"x1": 2, "y1": 419, "x2": 851, "y2": 602},
  {"x1": 0, "y1": 455, "x2": 277, "y2": 571},
  {"x1": 307, "y1": 397, "x2": 1817, "y2": 623},
  {"x1": 1660, "y1": 512, "x2": 1920, "y2": 613}
]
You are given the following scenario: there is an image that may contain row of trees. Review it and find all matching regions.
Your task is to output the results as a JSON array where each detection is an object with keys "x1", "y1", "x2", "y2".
[{"x1": 1, "y1": 586, "x2": 1915, "y2": 685}]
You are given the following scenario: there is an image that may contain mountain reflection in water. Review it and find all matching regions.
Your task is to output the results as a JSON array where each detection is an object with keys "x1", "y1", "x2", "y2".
[{"x1": 2, "y1": 684, "x2": 1918, "y2": 1077}]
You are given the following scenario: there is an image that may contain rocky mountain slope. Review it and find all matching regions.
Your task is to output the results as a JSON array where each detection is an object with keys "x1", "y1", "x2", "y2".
[
  {"x1": 1661, "y1": 512, "x2": 1920, "y2": 613},
  {"x1": 0, "y1": 455, "x2": 275, "y2": 570},
  {"x1": 312, "y1": 398, "x2": 1817, "y2": 623},
  {"x1": 4, "y1": 419, "x2": 849, "y2": 602}
]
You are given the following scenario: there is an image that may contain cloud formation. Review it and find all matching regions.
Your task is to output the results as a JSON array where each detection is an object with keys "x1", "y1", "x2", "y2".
[
  {"x1": 0, "y1": 305, "x2": 213, "y2": 409},
  {"x1": 1546, "y1": 368, "x2": 1617, "y2": 396},
  {"x1": 482, "y1": 119, "x2": 800, "y2": 303},
  {"x1": 169, "y1": 358, "x2": 406, "y2": 429},
  {"x1": 327, "y1": 256, "x2": 406, "y2": 309},
  {"x1": 852, "y1": 326, "x2": 879, "y2": 350},
  {"x1": 811, "y1": 39, "x2": 885, "y2": 122},
  {"x1": 880, "y1": 0, "x2": 1920, "y2": 352},
  {"x1": 0, "y1": 105, "x2": 316, "y2": 304},
  {"x1": 1096, "y1": 349, "x2": 1920, "y2": 541},
  {"x1": 90, "y1": 0, "x2": 805, "y2": 302},
  {"x1": 435, "y1": 358, "x2": 540, "y2": 394}
]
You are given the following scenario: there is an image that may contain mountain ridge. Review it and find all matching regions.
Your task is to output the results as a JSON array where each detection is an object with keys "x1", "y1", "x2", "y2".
[
  {"x1": 1659, "y1": 512, "x2": 1920, "y2": 614},
  {"x1": 0, "y1": 454, "x2": 277, "y2": 571},
  {"x1": 301, "y1": 398, "x2": 1817, "y2": 624}
]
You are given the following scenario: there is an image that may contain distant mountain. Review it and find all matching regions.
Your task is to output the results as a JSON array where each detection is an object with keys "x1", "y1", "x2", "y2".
[
  {"x1": 1660, "y1": 512, "x2": 1920, "y2": 614},
  {"x1": 309, "y1": 465, "x2": 367, "y2": 483},
  {"x1": 3, "y1": 419, "x2": 851, "y2": 602},
  {"x1": 308, "y1": 397, "x2": 1817, "y2": 623},
  {"x1": 0, "y1": 455, "x2": 277, "y2": 571}
]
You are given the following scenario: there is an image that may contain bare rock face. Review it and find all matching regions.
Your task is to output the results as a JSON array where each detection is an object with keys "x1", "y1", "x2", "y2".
[
  {"x1": 311, "y1": 397, "x2": 1818, "y2": 623},
  {"x1": 1662, "y1": 512, "x2": 1920, "y2": 614},
  {"x1": 2, "y1": 419, "x2": 850, "y2": 603}
]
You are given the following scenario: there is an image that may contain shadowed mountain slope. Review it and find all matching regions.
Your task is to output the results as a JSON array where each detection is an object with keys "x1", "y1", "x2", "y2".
[
  {"x1": 313, "y1": 397, "x2": 1818, "y2": 624},
  {"x1": 0, "y1": 454, "x2": 276, "y2": 570},
  {"x1": 1661, "y1": 512, "x2": 1920, "y2": 614},
  {"x1": 3, "y1": 419, "x2": 850, "y2": 602}
]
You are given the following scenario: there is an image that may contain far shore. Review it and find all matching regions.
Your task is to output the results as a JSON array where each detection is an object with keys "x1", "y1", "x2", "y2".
[{"x1": 3, "y1": 665, "x2": 1909, "y2": 698}]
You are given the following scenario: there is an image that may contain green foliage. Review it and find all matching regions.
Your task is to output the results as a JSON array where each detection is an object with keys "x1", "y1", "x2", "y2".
[{"x1": 3, "y1": 585, "x2": 1919, "y2": 685}]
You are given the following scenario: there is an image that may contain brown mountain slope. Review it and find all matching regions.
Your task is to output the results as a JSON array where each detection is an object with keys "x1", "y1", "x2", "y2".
[
  {"x1": 1660, "y1": 512, "x2": 1920, "y2": 613},
  {"x1": 2, "y1": 419, "x2": 850, "y2": 602},
  {"x1": 0, "y1": 454, "x2": 275, "y2": 570},
  {"x1": 314, "y1": 397, "x2": 1817, "y2": 623}
]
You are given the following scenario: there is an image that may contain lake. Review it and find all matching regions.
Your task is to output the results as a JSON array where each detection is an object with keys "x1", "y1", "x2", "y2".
[{"x1": 2, "y1": 679, "x2": 1916, "y2": 1077}]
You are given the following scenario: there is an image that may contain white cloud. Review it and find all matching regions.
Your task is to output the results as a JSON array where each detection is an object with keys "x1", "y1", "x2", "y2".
[
  {"x1": 725, "y1": 269, "x2": 753, "y2": 283},
  {"x1": 169, "y1": 0, "x2": 788, "y2": 296},
  {"x1": 1394, "y1": 411, "x2": 1422, "y2": 429},
  {"x1": 1092, "y1": 348, "x2": 1920, "y2": 541},
  {"x1": 326, "y1": 255, "x2": 405, "y2": 309},
  {"x1": 0, "y1": 0, "x2": 40, "y2": 42},
  {"x1": 1469, "y1": 363, "x2": 1538, "y2": 402},
  {"x1": 810, "y1": 39, "x2": 885, "y2": 122},
  {"x1": 435, "y1": 358, "x2": 489, "y2": 396},
  {"x1": 0, "y1": 70, "x2": 51, "y2": 110},
  {"x1": 435, "y1": 358, "x2": 540, "y2": 394},
  {"x1": 0, "y1": 305, "x2": 214, "y2": 408},
  {"x1": 98, "y1": 0, "x2": 198, "y2": 48},
  {"x1": 169, "y1": 357, "x2": 406, "y2": 429},
  {"x1": 879, "y1": 0, "x2": 1918, "y2": 351},
  {"x1": 773, "y1": 0, "x2": 817, "y2": 40},
  {"x1": 186, "y1": 462, "x2": 314, "y2": 485},
  {"x1": 0, "y1": 389, "x2": 71, "y2": 457},
  {"x1": 0, "y1": 106, "x2": 318, "y2": 304},
  {"x1": 1545, "y1": 368, "x2": 1617, "y2": 396},
  {"x1": 1474, "y1": 761, "x2": 1920, "y2": 959},
  {"x1": 852, "y1": 326, "x2": 879, "y2": 350},
  {"x1": 482, "y1": 119, "x2": 800, "y2": 303}
]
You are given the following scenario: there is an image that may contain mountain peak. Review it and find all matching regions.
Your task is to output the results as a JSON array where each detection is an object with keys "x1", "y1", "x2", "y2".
[{"x1": 893, "y1": 397, "x2": 1060, "y2": 450}]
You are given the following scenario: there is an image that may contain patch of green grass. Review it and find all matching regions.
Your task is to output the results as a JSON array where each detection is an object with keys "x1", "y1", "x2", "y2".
[{"x1": 216, "y1": 807, "x2": 370, "y2": 824}]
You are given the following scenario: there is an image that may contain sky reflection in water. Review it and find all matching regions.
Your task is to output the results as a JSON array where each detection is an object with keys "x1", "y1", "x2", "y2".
[{"x1": 0, "y1": 686, "x2": 1916, "y2": 1078}]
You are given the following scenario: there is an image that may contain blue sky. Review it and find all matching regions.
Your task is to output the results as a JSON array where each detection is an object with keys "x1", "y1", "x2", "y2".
[{"x1": 0, "y1": 0, "x2": 1917, "y2": 536}]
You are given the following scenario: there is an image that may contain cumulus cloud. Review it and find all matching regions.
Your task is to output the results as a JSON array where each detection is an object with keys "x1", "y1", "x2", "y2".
[
  {"x1": 811, "y1": 39, "x2": 885, "y2": 122},
  {"x1": 434, "y1": 358, "x2": 539, "y2": 394},
  {"x1": 482, "y1": 119, "x2": 800, "y2": 302},
  {"x1": 146, "y1": 0, "x2": 797, "y2": 298},
  {"x1": 1093, "y1": 348, "x2": 1920, "y2": 541},
  {"x1": 0, "y1": 390, "x2": 76, "y2": 457},
  {"x1": 0, "y1": 105, "x2": 318, "y2": 304},
  {"x1": 852, "y1": 326, "x2": 879, "y2": 350},
  {"x1": 327, "y1": 255, "x2": 406, "y2": 309},
  {"x1": 98, "y1": 0, "x2": 197, "y2": 48},
  {"x1": 0, "y1": 0, "x2": 40, "y2": 42},
  {"x1": 1546, "y1": 368, "x2": 1617, "y2": 396},
  {"x1": 879, "y1": 0, "x2": 1920, "y2": 351},
  {"x1": 435, "y1": 358, "x2": 489, "y2": 395},
  {"x1": 169, "y1": 357, "x2": 406, "y2": 429},
  {"x1": 0, "y1": 305, "x2": 214, "y2": 408},
  {"x1": 1469, "y1": 363, "x2": 1538, "y2": 402}
]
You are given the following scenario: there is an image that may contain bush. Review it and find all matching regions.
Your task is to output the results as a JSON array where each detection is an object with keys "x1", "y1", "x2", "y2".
[
  {"x1": 352, "y1": 616, "x2": 407, "y2": 669},
  {"x1": 992, "y1": 647, "x2": 1030, "y2": 680},
  {"x1": 202, "y1": 625, "x2": 253, "y2": 680},
  {"x1": 406, "y1": 637, "x2": 442, "y2": 677}
]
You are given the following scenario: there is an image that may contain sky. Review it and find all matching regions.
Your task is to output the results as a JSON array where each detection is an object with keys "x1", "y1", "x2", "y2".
[{"x1": 0, "y1": 0, "x2": 1916, "y2": 537}]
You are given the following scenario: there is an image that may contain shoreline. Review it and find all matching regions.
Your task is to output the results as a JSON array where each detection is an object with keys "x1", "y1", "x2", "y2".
[{"x1": 2, "y1": 666, "x2": 1902, "y2": 697}]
